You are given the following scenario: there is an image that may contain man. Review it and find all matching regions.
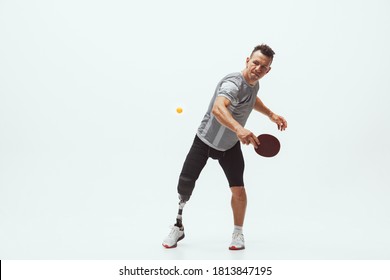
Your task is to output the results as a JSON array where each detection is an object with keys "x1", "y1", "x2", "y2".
[{"x1": 162, "y1": 44, "x2": 287, "y2": 250}]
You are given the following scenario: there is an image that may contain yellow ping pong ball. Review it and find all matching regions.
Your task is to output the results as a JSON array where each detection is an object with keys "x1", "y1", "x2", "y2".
[{"x1": 176, "y1": 107, "x2": 183, "y2": 114}]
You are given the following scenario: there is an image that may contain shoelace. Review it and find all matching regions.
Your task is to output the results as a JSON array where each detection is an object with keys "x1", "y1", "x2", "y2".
[
  {"x1": 168, "y1": 226, "x2": 180, "y2": 238},
  {"x1": 232, "y1": 232, "x2": 244, "y2": 241}
]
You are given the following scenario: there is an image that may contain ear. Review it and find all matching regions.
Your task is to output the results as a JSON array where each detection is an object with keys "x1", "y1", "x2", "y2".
[
  {"x1": 266, "y1": 66, "x2": 272, "y2": 74},
  {"x1": 245, "y1": 57, "x2": 250, "y2": 66}
]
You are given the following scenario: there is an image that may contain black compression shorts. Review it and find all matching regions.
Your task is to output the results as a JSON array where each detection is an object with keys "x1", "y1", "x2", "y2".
[{"x1": 177, "y1": 135, "x2": 245, "y2": 199}]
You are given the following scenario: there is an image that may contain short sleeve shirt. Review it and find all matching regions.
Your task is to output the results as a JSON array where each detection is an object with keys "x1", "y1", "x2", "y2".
[{"x1": 197, "y1": 72, "x2": 259, "y2": 151}]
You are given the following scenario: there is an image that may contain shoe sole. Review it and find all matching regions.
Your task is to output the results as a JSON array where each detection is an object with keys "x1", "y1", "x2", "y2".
[
  {"x1": 162, "y1": 233, "x2": 185, "y2": 249},
  {"x1": 229, "y1": 245, "x2": 245, "y2": 250}
]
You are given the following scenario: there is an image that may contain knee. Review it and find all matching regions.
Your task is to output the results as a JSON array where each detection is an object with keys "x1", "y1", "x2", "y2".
[
  {"x1": 178, "y1": 194, "x2": 191, "y2": 202},
  {"x1": 231, "y1": 186, "x2": 246, "y2": 201},
  {"x1": 177, "y1": 174, "x2": 196, "y2": 201}
]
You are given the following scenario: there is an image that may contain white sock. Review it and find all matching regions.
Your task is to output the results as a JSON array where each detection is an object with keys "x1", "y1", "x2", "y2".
[{"x1": 233, "y1": 225, "x2": 243, "y2": 234}]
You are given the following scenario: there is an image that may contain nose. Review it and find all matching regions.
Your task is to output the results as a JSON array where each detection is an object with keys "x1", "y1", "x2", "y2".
[{"x1": 257, "y1": 65, "x2": 268, "y2": 74}]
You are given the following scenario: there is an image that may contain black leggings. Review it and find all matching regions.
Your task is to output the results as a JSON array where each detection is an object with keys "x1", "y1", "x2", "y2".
[{"x1": 177, "y1": 135, "x2": 245, "y2": 201}]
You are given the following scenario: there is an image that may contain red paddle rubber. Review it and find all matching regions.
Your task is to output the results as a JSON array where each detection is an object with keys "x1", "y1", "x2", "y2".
[{"x1": 254, "y1": 134, "x2": 281, "y2": 157}]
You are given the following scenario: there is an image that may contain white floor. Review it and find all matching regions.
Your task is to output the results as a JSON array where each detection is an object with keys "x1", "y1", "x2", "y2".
[{"x1": 1, "y1": 161, "x2": 390, "y2": 260}]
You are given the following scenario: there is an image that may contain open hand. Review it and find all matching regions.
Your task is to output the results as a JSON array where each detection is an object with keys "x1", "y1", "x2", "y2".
[{"x1": 270, "y1": 114, "x2": 288, "y2": 131}]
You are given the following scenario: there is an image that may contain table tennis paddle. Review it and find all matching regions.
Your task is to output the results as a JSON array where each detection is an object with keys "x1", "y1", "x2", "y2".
[{"x1": 254, "y1": 134, "x2": 281, "y2": 157}]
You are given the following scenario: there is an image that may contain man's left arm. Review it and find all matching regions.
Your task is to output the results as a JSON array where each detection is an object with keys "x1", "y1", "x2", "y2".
[{"x1": 254, "y1": 97, "x2": 288, "y2": 131}]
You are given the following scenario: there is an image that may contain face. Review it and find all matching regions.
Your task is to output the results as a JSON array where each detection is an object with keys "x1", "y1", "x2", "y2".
[{"x1": 243, "y1": 51, "x2": 272, "y2": 85}]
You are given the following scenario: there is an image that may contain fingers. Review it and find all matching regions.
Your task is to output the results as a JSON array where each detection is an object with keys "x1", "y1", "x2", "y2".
[
  {"x1": 236, "y1": 127, "x2": 260, "y2": 148},
  {"x1": 249, "y1": 135, "x2": 260, "y2": 149},
  {"x1": 240, "y1": 133, "x2": 259, "y2": 148},
  {"x1": 254, "y1": 134, "x2": 261, "y2": 147},
  {"x1": 282, "y1": 119, "x2": 288, "y2": 130},
  {"x1": 277, "y1": 116, "x2": 288, "y2": 131}
]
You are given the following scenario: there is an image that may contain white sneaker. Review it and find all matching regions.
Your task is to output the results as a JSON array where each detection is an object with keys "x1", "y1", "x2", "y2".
[
  {"x1": 229, "y1": 232, "x2": 245, "y2": 250},
  {"x1": 162, "y1": 226, "x2": 185, "y2": 248}
]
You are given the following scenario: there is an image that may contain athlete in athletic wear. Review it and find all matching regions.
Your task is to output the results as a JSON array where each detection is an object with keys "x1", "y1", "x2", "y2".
[{"x1": 163, "y1": 44, "x2": 287, "y2": 250}]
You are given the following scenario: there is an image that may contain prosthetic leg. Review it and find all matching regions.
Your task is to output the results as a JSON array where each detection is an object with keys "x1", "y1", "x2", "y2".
[
  {"x1": 162, "y1": 136, "x2": 207, "y2": 248},
  {"x1": 174, "y1": 196, "x2": 187, "y2": 228}
]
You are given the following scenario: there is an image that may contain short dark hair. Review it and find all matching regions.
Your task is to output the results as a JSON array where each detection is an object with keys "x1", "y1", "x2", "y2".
[{"x1": 251, "y1": 44, "x2": 275, "y2": 59}]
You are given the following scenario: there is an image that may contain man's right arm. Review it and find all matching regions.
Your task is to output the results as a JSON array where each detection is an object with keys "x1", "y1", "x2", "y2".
[{"x1": 212, "y1": 96, "x2": 260, "y2": 148}]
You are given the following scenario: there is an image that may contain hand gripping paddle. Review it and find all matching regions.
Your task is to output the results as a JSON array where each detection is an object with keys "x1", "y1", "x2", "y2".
[{"x1": 254, "y1": 134, "x2": 281, "y2": 157}]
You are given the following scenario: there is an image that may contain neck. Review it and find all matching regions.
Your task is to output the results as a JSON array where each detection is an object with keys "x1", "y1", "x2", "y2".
[{"x1": 241, "y1": 70, "x2": 255, "y2": 86}]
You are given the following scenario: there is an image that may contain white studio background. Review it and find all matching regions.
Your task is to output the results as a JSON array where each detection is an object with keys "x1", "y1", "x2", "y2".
[{"x1": 1, "y1": 0, "x2": 390, "y2": 260}]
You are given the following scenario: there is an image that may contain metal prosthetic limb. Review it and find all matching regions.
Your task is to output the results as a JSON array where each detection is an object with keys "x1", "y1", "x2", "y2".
[{"x1": 174, "y1": 195, "x2": 188, "y2": 228}]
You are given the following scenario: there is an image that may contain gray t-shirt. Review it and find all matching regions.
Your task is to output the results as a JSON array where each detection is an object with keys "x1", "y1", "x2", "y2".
[{"x1": 197, "y1": 72, "x2": 259, "y2": 151}]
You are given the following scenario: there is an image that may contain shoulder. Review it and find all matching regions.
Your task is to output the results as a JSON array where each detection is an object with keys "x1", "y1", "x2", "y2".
[
  {"x1": 219, "y1": 72, "x2": 246, "y2": 91},
  {"x1": 220, "y1": 72, "x2": 244, "y2": 86}
]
